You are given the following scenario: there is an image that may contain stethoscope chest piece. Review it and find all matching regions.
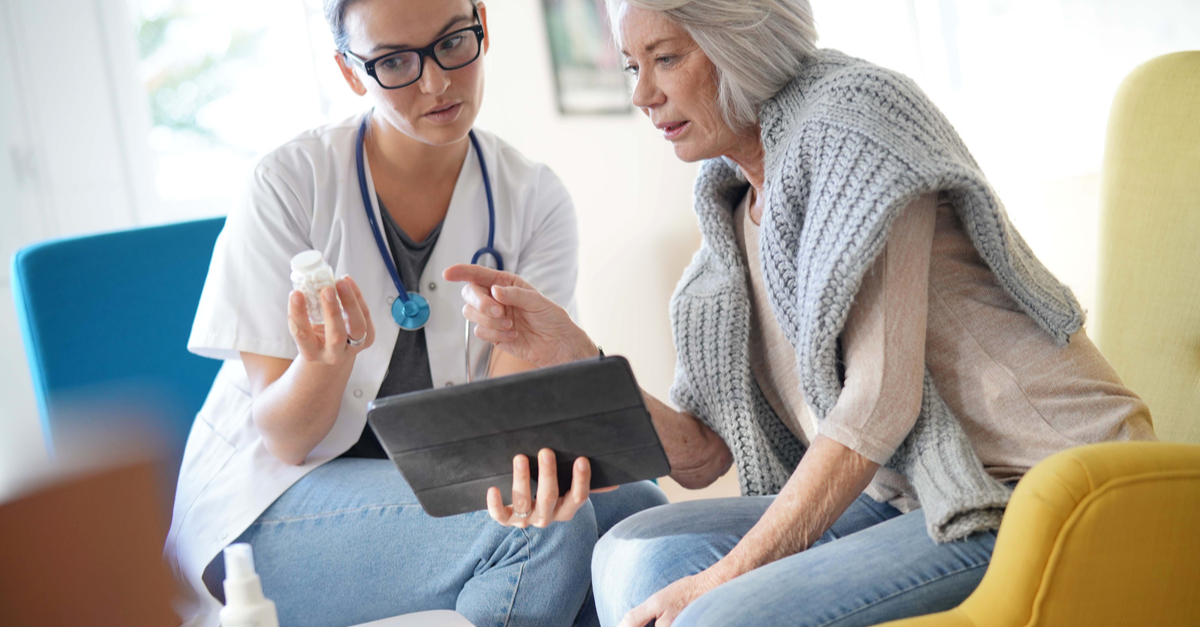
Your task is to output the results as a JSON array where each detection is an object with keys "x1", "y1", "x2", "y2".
[{"x1": 392, "y1": 292, "x2": 431, "y2": 330}]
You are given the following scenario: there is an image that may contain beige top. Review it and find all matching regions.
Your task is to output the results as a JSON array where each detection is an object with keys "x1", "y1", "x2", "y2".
[{"x1": 735, "y1": 191, "x2": 1155, "y2": 512}]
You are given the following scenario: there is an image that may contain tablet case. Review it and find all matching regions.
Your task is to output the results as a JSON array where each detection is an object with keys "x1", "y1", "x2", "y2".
[{"x1": 367, "y1": 356, "x2": 672, "y2": 517}]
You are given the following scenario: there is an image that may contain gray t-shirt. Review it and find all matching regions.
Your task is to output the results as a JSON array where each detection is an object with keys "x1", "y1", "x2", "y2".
[{"x1": 340, "y1": 201, "x2": 444, "y2": 459}]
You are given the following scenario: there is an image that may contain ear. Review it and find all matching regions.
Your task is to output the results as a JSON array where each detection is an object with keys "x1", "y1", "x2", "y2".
[
  {"x1": 477, "y1": 2, "x2": 490, "y2": 54},
  {"x1": 334, "y1": 51, "x2": 369, "y2": 97}
]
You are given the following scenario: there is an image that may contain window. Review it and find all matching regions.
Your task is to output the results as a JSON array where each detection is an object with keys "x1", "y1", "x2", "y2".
[{"x1": 131, "y1": 0, "x2": 331, "y2": 219}]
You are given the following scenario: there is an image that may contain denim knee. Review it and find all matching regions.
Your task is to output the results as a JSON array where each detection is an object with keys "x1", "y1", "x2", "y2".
[
  {"x1": 591, "y1": 507, "x2": 694, "y2": 627},
  {"x1": 458, "y1": 500, "x2": 600, "y2": 627}
]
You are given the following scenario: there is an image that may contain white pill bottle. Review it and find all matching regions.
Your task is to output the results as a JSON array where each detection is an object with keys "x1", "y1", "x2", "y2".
[
  {"x1": 219, "y1": 543, "x2": 280, "y2": 627},
  {"x1": 290, "y1": 250, "x2": 338, "y2": 325}
]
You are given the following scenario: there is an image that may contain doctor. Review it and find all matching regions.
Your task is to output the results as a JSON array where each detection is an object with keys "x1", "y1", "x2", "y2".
[{"x1": 165, "y1": 1, "x2": 667, "y2": 626}]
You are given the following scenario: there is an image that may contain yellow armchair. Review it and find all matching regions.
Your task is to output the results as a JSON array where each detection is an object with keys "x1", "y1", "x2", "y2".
[
  {"x1": 880, "y1": 442, "x2": 1200, "y2": 627},
  {"x1": 879, "y1": 51, "x2": 1200, "y2": 627}
]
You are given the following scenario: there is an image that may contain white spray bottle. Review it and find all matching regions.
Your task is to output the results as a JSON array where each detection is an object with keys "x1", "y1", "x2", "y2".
[{"x1": 219, "y1": 543, "x2": 280, "y2": 627}]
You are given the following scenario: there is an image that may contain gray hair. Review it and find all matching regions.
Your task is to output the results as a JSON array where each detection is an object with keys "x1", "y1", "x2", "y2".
[
  {"x1": 324, "y1": 0, "x2": 479, "y2": 53},
  {"x1": 607, "y1": 0, "x2": 818, "y2": 129}
]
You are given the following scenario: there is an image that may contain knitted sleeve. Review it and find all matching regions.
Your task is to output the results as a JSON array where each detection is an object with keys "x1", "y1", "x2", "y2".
[{"x1": 668, "y1": 240, "x2": 805, "y2": 497}]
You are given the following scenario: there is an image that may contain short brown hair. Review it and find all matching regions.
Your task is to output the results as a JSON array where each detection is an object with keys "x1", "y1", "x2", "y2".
[{"x1": 324, "y1": 0, "x2": 480, "y2": 52}]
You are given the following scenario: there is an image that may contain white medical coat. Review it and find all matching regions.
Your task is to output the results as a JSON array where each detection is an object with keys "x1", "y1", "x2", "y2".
[{"x1": 165, "y1": 114, "x2": 579, "y2": 626}]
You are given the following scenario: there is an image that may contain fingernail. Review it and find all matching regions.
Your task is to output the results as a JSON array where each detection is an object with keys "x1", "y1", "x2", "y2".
[
  {"x1": 490, "y1": 306, "x2": 503, "y2": 317},
  {"x1": 323, "y1": 289, "x2": 334, "y2": 302},
  {"x1": 575, "y1": 458, "x2": 585, "y2": 471},
  {"x1": 507, "y1": 331, "x2": 517, "y2": 339},
  {"x1": 501, "y1": 319, "x2": 512, "y2": 329}
]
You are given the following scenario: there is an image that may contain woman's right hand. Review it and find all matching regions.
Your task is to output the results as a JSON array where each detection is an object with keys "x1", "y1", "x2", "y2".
[
  {"x1": 487, "y1": 449, "x2": 596, "y2": 528},
  {"x1": 443, "y1": 265, "x2": 598, "y2": 368},
  {"x1": 288, "y1": 275, "x2": 375, "y2": 365}
]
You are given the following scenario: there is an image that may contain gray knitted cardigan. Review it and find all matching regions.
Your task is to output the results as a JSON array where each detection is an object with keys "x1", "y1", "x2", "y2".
[{"x1": 668, "y1": 50, "x2": 1085, "y2": 543}]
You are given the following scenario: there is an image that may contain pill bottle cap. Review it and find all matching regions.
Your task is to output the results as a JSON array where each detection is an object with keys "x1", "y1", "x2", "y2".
[{"x1": 290, "y1": 250, "x2": 325, "y2": 273}]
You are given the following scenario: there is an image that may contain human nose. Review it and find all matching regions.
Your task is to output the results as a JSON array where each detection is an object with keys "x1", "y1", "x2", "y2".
[
  {"x1": 630, "y1": 70, "x2": 663, "y2": 113},
  {"x1": 417, "y1": 55, "x2": 451, "y2": 95}
]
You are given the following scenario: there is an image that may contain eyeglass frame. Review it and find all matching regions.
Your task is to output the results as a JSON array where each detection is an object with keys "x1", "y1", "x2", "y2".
[{"x1": 341, "y1": 10, "x2": 486, "y2": 90}]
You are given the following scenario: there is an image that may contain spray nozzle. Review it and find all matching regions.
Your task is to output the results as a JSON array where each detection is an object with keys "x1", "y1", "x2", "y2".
[{"x1": 224, "y1": 543, "x2": 258, "y2": 581}]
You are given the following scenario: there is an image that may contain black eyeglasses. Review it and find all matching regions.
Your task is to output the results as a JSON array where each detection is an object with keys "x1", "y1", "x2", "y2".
[{"x1": 343, "y1": 11, "x2": 485, "y2": 90}]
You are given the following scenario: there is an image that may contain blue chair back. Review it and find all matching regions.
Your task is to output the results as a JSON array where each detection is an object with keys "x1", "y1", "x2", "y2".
[{"x1": 11, "y1": 218, "x2": 225, "y2": 458}]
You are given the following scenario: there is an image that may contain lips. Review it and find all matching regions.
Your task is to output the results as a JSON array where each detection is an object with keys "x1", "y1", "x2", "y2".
[
  {"x1": 424, "y1": 101, "x2": 463, "y2": 123},
  {"x1": 658, "y1": 120, "x2": 690, "y2": 140}
]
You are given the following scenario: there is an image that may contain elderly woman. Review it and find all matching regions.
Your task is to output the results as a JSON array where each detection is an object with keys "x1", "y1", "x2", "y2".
[{"x1": 447, "y1": 0, "x2": 1154, "y2": 626}]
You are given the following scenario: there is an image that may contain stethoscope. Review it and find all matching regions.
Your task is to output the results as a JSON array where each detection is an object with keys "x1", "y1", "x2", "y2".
[{"x1": 356, "y1": 114, "x2": 503, "y2": 381}]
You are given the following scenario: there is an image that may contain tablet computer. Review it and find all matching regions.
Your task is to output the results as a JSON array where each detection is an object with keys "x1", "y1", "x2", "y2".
[{"x1": 367, "y1": 355, "x2": 672, "y2": 518}]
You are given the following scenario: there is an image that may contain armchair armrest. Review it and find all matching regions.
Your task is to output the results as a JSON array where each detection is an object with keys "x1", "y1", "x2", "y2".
[{"x1": 879, "y1": 441, "x2": 1200, "y2": 627}]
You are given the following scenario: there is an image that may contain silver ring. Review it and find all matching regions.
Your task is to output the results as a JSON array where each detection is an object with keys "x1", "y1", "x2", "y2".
[
  {"x1": 512, "y1": 507, "x2": 532, "y2": 519},
  {"x1": 347, "y1": 333, "x2": 366, "y2": 348}
]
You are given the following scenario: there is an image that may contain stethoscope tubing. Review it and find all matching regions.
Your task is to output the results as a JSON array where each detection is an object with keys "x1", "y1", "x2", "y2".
[
  {"x1": 356, "y1": 114, "x2": 503, "y2": 301},
  {"x1": 356, "y1": 116, "x2": 413, "y2": 303},
  {"x1": 356, "y1": 113, "x2": 503, "y2": 379}
]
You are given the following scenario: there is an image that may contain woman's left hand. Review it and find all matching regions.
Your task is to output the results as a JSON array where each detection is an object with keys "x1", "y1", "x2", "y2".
[
  {"x1": 618, "y1": 569, "x2": 728, "y2": 627},
  {"x1": 488, "y1": 448, "x2": 609, "y2": 528}
]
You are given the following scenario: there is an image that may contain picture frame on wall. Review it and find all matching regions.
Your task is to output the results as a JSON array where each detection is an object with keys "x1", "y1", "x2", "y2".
[{"x1": 542, "y1": 0, "x2": 632, "y2": 114}]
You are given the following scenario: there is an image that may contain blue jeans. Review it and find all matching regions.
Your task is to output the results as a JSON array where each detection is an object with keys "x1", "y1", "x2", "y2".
[
  {"x1": 217, "y1": 458, "x2": 667, "y2": 627},
  {"x1": 592, "y1": 493, "x2": 999, "y2": 627}
]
